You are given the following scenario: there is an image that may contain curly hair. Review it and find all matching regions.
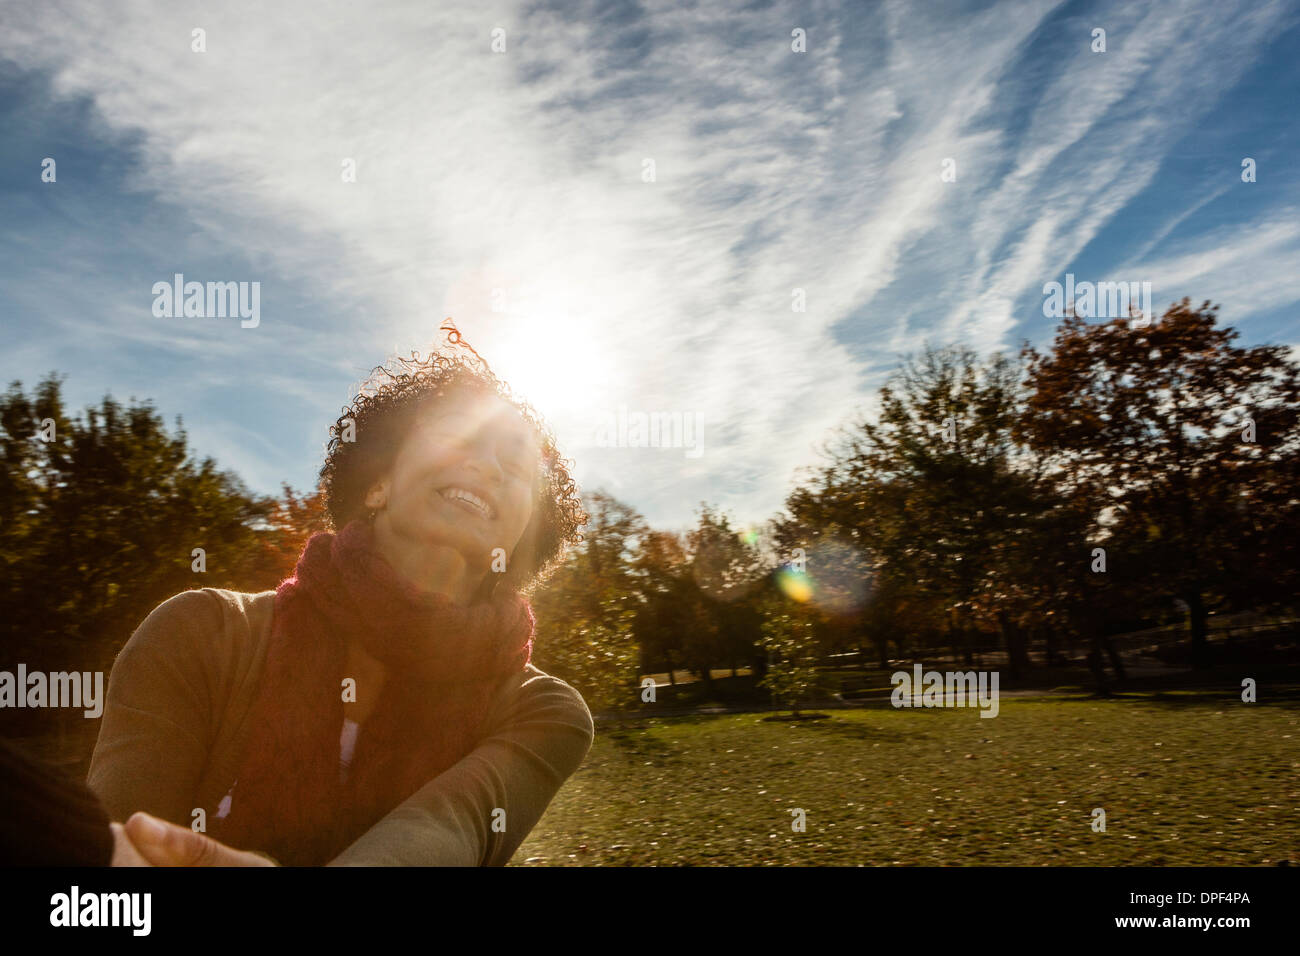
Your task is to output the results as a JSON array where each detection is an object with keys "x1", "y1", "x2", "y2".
[{"x1": 319, "y1": 320, "x2": 586, "y2": 597}]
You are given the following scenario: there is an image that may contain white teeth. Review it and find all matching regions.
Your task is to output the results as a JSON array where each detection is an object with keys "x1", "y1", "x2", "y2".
[{"x1": 440, "y1": 487, "x2": 494, "y2": 519}]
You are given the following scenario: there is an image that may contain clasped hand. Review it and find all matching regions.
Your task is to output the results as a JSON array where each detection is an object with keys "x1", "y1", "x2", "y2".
[{"x1": 111, "y1": 812, "x2": 277, "y2": 866}]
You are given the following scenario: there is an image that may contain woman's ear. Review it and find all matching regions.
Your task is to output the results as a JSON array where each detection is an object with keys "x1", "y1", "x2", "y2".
[{"x1": 364, "y1": 479, "x2": 389, "y2": 511}]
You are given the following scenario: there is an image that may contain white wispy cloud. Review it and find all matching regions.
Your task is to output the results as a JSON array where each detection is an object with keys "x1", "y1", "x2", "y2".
[
  {"x1": 1135, "y1": 212, "x2": 1300, "y2": 316},
  {"x1": 1, "y1": 0, "x2": 1294, "y2": 529},
  {"x1": 938, "y1": 0, "x2": 1293, "y2": 352}
]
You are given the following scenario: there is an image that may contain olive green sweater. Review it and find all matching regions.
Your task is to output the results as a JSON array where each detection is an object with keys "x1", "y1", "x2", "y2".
[{"x1": 86, "y1": 587, "x2": 594, "y2": 866}]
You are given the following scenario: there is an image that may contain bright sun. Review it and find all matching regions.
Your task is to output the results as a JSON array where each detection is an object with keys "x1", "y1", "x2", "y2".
[
  {"x1": 486, "y1": 311, "x2": 612, "y2": 419},
  {"x1": 438, "y1": 266, "x2": 616, "y2": 421}
]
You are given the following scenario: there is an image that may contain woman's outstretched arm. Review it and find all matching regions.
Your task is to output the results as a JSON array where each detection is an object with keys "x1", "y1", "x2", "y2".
[
  {"x1": 327, "y1": 669, "x2": 595, "y2": 866},
  {"x1": 86, "y1": 589, "x2": 228, "y2": 829}
]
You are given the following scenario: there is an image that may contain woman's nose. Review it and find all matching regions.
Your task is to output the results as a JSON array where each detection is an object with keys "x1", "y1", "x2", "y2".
[{"x1": 462, "y1": 444, "x2": 504, "y2": 484}]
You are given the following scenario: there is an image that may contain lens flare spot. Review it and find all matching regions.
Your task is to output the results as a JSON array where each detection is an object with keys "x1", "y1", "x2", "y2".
[{"x1": 777, "y1": 569, "x2": 814, "y2": 603}]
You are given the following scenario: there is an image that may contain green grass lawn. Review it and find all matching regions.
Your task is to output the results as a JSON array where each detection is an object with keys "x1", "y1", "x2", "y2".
[{"x1": 511, "y1": 695, "x2": 1299, "y2": 865}]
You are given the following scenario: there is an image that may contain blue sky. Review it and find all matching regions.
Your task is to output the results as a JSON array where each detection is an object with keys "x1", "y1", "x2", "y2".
[{"x1": 2, "y1": 0, "x2": 1298, "y2": 532}]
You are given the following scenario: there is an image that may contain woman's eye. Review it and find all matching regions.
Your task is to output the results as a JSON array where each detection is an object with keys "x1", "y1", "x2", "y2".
[{"x1": 430, "y1": 427, "x2": 471, "y2": 447}]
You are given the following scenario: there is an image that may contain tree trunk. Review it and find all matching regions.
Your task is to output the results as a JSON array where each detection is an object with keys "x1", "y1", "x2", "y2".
[
  {"x1": 1101, "y1": 633, "x2": 1126, "y2": 681},
  {"x1": 947, "y1": 613, "x2": 963, "y2": 667},
  {"x1": 998, "y1": 613, "x2": 1019, "y2": 681},
  {"x1": 1044, "y1": 625, "x2": 1062, "y2": 666},
  {"x1": 999, "y1": 611, "x2": 1022, "y2": 679},
  {"x1": 1086, "y1": 641, "x2": 1111, "y2": 696},
  {"x1": 955, "y1": 608, "x2": 974, "y2": 667},
  {"x1": 1186, "y1": 590, "x2": 1210, "y2": 670}
]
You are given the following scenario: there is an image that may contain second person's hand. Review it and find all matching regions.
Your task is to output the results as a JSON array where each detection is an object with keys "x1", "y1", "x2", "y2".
[{"x1": 123, "y1": 812, "x2": 278, "y2": 867}]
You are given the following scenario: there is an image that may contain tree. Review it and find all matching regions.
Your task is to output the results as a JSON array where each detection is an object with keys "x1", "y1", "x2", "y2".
[
  {"x1": 1019, "y1": 300, "x2": 1300, "y2": 668},
  {"x1": 632, "y1": 529, "x2": 691, "y2": 684},
  {"x1": 0, "y1": 374, "x2": 283, "y2": 750},
  {"x1": 757, "y1": 596, "x2": 821, "y2": 717},
  {"x1": 530, "y1": 491, "x2": 645, "y2": 715},
  {"x1": 682, "y1": 504, "x2": 767, "y2": 686},
  {"x1": 788, "y1": 344, "x2": 1057, "y2": 670},
  {"x1": 250, "y1": 483, "x2": 331, "y2": 583}
]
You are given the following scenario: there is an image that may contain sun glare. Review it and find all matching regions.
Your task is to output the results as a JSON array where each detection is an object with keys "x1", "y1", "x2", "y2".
[
  {"x1": 437, "y1": 266, "x2": 618, "y2": 423},
  {"x1": 488, "y1": 312, "x2": 614, "y2": 421}
]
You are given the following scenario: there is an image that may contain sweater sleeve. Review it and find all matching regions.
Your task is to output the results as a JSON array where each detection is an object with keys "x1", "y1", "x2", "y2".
[
  {"x1": 86, "y1": 589, "x2": 224, "y2": 828},
  {"x1": 326, "y1": 670, "x2": 595, "y2": 867}
]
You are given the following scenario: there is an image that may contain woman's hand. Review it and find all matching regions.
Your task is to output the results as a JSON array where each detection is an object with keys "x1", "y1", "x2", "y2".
[
  {"x1": 109, "y1": 822, "x2": 154, "y2": 866},
  {"x1": 123, "y1": 812, "x2": 278, "y2": 866}
]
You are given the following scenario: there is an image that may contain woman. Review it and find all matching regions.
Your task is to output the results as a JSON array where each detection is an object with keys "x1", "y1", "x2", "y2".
[{"x1": 87, "y1": 322, "x2": 592, "y2": 866}]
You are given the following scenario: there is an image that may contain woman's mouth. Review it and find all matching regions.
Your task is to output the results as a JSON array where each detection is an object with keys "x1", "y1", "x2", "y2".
[{"x1": 437, "y1": 486, "x2": 496, "y2": 520}]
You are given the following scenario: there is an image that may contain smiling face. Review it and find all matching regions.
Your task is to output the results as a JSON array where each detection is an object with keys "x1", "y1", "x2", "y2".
[{"x1": 365, "y1": 386, "x2": 541, "y2": 580}]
